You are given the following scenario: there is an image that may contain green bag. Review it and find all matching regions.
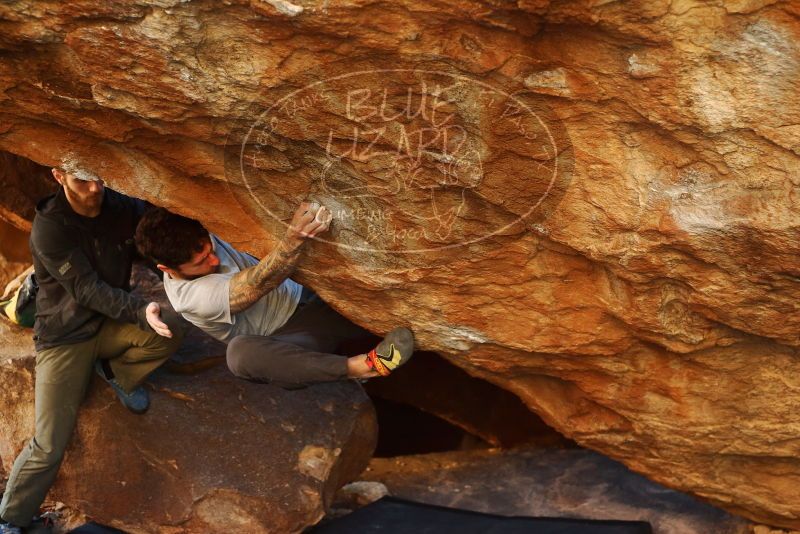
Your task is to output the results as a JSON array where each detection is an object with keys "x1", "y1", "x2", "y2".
[{"x1": 0, "y1": 271, "x2": 37, "y2": 328}]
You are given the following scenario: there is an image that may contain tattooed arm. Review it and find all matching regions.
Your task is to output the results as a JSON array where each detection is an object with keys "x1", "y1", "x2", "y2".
[{"x1": 228, "y1": 202, "x2": 330, "y2": 314}]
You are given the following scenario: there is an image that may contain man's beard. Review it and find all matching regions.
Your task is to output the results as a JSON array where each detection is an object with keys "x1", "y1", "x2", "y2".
[
  {"x1": 65, "y1": 183, "x2": 104, "y2": 213},
  {"x1": 81, "y1": 193, "x2": 103, "y2": 209}
]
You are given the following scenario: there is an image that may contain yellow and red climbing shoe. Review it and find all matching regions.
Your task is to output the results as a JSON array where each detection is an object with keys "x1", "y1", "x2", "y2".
[{"x1": 365, "y1": 327, "x2": 415, "y2": 376}]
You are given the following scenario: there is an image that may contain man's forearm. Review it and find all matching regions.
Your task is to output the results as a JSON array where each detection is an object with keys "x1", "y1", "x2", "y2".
[
  {"x1": 37, "y1": 247, "x2": 149, "y2": 330},
  {"x1": 228, "y1": 240, "x2": 303, "y2": 314},
  {"x1": 73, "y1": 275, "x2": 149, "y2": 327}
]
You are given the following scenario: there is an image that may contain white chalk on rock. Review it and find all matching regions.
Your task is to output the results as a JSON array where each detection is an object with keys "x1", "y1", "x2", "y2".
[{"x1": 262, "y1": 0, "x2": 303, "y2": 17}]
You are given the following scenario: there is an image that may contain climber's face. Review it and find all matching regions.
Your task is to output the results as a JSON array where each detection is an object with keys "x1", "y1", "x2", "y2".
[
  {"x1": 52, "y1": 168, "x2": 105, "y2": 217},
  {"x1": 168, "y1": 238, "x2": 221, "y2": 280}
]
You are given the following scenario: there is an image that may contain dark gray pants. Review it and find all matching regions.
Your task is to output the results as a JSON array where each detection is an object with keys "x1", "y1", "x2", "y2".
[{"x1": 225, "y1": 291, "x2": 372, "y2": 387}]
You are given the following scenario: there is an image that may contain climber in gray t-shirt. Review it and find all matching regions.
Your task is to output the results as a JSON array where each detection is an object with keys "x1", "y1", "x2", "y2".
[
  {"x1": 135, "y1": 203, "x2": 416, "y2": 387},
  {"x1": 163, "y1": 233, "x2": 302, "y2": 343}
]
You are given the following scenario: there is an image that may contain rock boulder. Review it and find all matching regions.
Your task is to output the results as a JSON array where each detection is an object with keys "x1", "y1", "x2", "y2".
[
  {"x1": 0, "y1": 0, "x2": 799, "y2": 527},
  {"x1": 0, "y1": 324, "x2": 377, "y2": 534},
  {"x1": 358, "y1": 448, "x2": 753, "y2": 534}
]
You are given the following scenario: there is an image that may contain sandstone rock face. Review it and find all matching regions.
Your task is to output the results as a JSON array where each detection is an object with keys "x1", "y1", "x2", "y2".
[
  {"x1": 1, "y1": 0, "x2": 799, "y2": 528},
  {"x1": 0, "y1": 152, "x2": 54, "y2": 233},
  {"x1": 0, "y1": 324, "x2": 377, "y2": 533},
  {"x1": 0, "y1": 152, "x2": 51, "y2": 289},
  {"x1": 0, "y1": 219, "x2": 30, "y2": 292}
]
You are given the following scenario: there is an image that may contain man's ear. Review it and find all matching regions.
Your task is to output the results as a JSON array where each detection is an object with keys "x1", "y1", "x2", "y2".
[
  {"x1": 156, "y1": 264, "x2": 181, "y2": 279},
  {"x1": 51, "y1": 168, "x2": 65, "y2": 185}
]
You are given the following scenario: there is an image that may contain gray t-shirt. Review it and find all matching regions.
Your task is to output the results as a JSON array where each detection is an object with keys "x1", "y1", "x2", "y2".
[{"x1": 163, "y1": 234, "x2": 303, "y2": 343}]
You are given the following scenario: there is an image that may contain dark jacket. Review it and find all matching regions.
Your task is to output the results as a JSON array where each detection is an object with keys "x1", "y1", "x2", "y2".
[{"x1": 31, "y1": 187, "x2": 150, "y2": 351}]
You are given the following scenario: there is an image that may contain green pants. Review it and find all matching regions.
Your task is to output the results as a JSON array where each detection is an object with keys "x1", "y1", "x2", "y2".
[{"x1": 0, "y1": 318, "x2": 183, "y2": 527}]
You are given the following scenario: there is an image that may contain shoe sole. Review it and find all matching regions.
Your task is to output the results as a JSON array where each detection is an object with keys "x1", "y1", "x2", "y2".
[{"x1": 371, "y1": 327, "x2": 415, "y2": 375}]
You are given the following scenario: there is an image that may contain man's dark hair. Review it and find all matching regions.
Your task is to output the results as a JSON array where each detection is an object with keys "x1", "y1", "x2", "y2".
[{"x1": 135, "y1": 208, "x2": 210, "y2": 268}]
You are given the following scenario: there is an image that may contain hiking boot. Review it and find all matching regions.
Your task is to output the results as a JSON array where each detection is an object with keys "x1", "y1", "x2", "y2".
[
  {"x1": 0, "y1": 522, "x2": 22, "y2": 534},
  {"x1": 94, "y1": 360, "x2": 150, "y2": 414},
  {"x1": 366, "y1": 327, "x2": 415, "y2": 376}
]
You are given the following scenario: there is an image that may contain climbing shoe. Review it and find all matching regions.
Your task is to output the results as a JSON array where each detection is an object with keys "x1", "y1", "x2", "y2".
[
  {"x1": 0, "y1": 522, "x2": 22, "y2": 534},
  {"x1": 365, "y1": 327, "x2": 415, "y2": 376},
  {"x1": 95, "y1": 360, "x2": 150, "y2": 414}
]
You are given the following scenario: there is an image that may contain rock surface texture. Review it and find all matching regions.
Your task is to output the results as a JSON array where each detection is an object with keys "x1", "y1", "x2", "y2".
[
  {"x1": 0, "y1": 219, "x2": 29, "y2": 291},
  {"x1": 0, "y1": 0, "x2": 799, "y2": 528},
  {"x1": 358, "y1": 448, "x2": 752, "y2": 534},
  {"x1": 0, "y1": 152, "x2": 52, "y2": 289},
  {"x1": 0, "y1": 323, "x2": 377, "y2": 533}
]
